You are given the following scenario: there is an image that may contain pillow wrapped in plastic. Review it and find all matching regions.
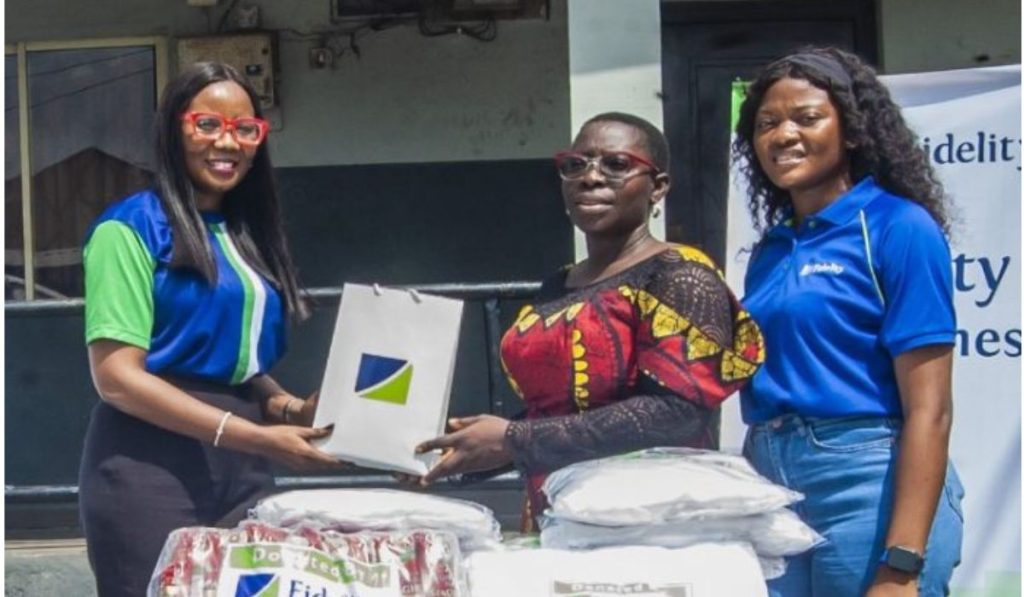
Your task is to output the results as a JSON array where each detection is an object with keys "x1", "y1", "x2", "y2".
[
  {"x1": 250, "y1": 488, "x2": 502, "y2": 551},
  {"x1": 540, "y1": 506, "x2": 824, "y2": 558},
  {"x1": 542, "y1": 447, "x2": 803, "y2": 525},
  {"x1": 148, "y1": 520, "x2": 465, "y2": 597},
  {"x1": 758, "y1": 556, "x2": 787, "y2": 581},
  {"x1": 466, "y1": 542, "x2": 768, "y2": 597}
]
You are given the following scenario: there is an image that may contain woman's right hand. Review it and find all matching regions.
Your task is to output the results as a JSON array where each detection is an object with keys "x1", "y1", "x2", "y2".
[
  {"x1": 392, "y1": 472, "x2": 425, "y2": 486},
  {"x1": 255, "y1": 424, "x2": 347, "y2": 471}
]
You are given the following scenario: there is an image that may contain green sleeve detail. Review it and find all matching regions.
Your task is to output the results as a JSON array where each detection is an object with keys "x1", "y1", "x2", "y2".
[{"x1": 84, "y1": 221, "x2": 157, "y2": 349}]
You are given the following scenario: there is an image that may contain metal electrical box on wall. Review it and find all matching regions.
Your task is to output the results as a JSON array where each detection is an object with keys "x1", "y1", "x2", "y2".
[{"x1": 177, "y1": 33, "x2": 278, "y2": 110}]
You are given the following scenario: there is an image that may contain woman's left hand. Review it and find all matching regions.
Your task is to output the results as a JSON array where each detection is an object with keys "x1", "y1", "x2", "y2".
[
  {"x1": 292, "y1": 391, "x2": 319, "y2": 427},
  {"x1": 252, "y1": 375, "x2": 320, "y2": 427},
  {"x1": 865, "y1": 567, "x2": 919, "y2": 597},
  {"x1": 274, "y1": 391, "x2": 319, "y2": 427},
  {"x1": 415, "y1": 415, "x2": 513, "y2": 486}
]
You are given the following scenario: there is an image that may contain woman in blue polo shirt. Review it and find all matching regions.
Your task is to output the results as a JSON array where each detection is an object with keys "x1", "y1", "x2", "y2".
[
  {"x1": 79, "y1": 62, "x2": 342, "y2": 597},
  {"x1": 732, "y1": 47, "x2": 964, "y2": 596}
]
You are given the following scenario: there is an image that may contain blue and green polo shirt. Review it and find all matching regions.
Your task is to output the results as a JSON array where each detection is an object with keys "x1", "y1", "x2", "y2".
[
  {"x1": 83, "y1": 190, "x2": 286, "y2": 385},
  {"x1": 740, "y1": 177, "x2": 955, "y2": 423}
]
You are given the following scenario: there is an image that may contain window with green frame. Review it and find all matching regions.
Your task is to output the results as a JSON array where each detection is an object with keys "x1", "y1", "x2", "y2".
[{"x1": 5, "y1": 38, "x2": 166, "y2": 300}]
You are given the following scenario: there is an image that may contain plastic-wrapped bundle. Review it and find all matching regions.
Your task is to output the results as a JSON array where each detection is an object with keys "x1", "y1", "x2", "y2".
[
  {"x1": 542, "y1": 447, "x2": 803, "y2": 525},
  {"x1": 540, "y1": 507, "x2": 823, "y2": 557},
  {"x1": 758, "y1": 556, "x2": 787, "y2": 581},
  {"x1": 149, "y1": 521, "x2": 295, "y2": 596},
  {"x1": 250, "y1": 489, "x2": 501, "y2": 551},
  {"x1": 148, "y1": 520, "x2": 465, "y2": 596},
  {"x1": 466, "y1": 542, "x2": 768, "y2": 597},
  {"x1": 326, "y1": 529, "x2": 462, "y2": 596}
]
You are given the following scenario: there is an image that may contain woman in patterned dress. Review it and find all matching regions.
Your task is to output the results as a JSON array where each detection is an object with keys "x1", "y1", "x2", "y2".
[{"x1": 415, "y1": 112, "x2": 764, "y2": 529}]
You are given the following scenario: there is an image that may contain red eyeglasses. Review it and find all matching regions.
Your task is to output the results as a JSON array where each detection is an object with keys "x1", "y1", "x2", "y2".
[
  {"x1": 182, "y1": 111, "x2": 269, "y2": 147},
  {"x1": 554, "y1": 150, "x2": 660, "y2": 182}
]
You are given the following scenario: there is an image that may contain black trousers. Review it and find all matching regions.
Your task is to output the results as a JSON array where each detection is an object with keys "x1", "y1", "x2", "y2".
[{"x1": 78, "y1": 377, "x2": 275, "y2": 597}]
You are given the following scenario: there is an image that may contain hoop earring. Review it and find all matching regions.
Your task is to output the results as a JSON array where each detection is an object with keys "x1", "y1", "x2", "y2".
[{"x1": 651, "y1": 205, "x2": 662, "y2": 218}]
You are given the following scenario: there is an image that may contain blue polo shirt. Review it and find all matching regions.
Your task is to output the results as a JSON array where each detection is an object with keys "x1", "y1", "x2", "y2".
[
  {"x1": 740, "y1": 177, "x2": 955, "y2": 423},
  {"x1": 83, "y1": 190, "x2": 287, "y2": 385}
]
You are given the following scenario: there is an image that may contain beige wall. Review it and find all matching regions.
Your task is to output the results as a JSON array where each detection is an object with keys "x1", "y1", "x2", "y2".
[
  {"x1": 7, "y1": 0, "x2": 570, "y2": 167},
  {"x1": 6, "y1": 0, "x2": 1020, "y2": 166},
  {"x1": 880, "y1": 0, "x2": 1021, "y2": 73}
]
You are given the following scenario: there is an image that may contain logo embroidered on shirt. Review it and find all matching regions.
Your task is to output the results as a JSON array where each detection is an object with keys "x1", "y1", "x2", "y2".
[{"x1": 799, "y1": 262, "x2": 845, "y2": 276}]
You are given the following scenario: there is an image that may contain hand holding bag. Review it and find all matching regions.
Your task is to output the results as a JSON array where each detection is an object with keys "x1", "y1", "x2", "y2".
[{"x1": 312, "y1": 283, "x2": 464, "y2": 475}]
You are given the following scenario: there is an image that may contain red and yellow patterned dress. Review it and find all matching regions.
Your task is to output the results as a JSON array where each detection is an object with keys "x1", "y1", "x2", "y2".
[{"x1": 500, "y1": 246, "x2": 765, "y2": 529}]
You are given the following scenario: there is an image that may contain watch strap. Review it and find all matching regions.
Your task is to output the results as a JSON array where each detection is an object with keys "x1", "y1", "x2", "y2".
[{"x1": 880, "y1": 545, "x2": 925, "y2": 574}]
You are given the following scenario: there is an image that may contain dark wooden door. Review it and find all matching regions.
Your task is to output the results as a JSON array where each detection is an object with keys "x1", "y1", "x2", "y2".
[{"x1": 661, "y1": 1, "x2": 878, "y2": 271}]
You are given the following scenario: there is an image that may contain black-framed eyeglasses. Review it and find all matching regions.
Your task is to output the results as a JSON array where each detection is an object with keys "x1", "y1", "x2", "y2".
[{"x1": 554, "y1": 151, "x2": 660, "y2": 181}]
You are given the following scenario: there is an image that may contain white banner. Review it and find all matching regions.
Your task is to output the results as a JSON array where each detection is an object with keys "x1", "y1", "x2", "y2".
[{"x1": 722, "y1": 65, "x2": 1021, "y2": 594}]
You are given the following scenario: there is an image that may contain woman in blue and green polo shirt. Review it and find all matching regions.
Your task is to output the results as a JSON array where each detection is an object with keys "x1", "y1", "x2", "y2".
[
  {"x1": 79, "y1": 62, "x2": 342, "y2": 597},
  {"x1": 733, "y1": 48, "x2": 964, "y2": 597}
]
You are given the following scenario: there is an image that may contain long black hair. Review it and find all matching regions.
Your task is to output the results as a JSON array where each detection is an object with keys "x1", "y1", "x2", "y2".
[
  {"x1": 732, "y1": 47, "x2": 951, "y2": 237},
  {"x1": 153, "y1": 61, "x2": 308, "y2": 320}
]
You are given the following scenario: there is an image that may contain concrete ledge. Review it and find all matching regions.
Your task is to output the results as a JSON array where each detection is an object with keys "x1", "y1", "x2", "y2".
[{"x1": 5, "y1": 539, "x2": 96, "y2": 597}]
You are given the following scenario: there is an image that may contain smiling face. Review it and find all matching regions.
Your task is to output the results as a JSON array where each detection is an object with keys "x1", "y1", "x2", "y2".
[
  {"x1": 752, "y1": 76, "x2": 852, "y2": 211},
  {"x1": 562, "y1": 120, "x2": 669, "y2": 237},
  {"x1": 181, "y1": 81, "x2": 259, "y2": 211}
]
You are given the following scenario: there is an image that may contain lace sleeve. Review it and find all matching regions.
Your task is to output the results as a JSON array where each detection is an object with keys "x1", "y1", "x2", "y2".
[
  {"x1": 647, "y1": 258, "x2": 735, "y2": 346},
  {"x1": 634, "y1": 249, "x2": 764, "y2": 407},
  {"x1": 503, "y1": 393, "x2": 714, "y2": 474}
]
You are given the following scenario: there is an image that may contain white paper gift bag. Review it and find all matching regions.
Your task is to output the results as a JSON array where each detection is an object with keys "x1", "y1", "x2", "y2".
[{"x1": 312, "y1": 283, "x2": 464, "y2": 475}]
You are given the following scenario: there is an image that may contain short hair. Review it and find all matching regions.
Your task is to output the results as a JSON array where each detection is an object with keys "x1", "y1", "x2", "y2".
[{"x1": 580, "y1": 112, "x2": 670, "y2": 174}]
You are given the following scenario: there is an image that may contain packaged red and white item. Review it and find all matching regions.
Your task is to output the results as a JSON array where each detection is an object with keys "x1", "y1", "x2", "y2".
[{"x1": 148, "y1": 520, "x2": 465, "y2": 596}]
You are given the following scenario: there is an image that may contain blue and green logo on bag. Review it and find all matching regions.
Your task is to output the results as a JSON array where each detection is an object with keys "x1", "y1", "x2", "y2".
[
  {"x1": 234, "y1": 573, "x2": 279, "y2": 597},
  {"x1": 355, "y1": 353, "x2": 413, "y2": 405}
]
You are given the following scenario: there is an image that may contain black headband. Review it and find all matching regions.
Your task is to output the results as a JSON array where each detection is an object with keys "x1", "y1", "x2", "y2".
[{"x1": 778, "y1": 53, "x2": 853, "y2": 90}]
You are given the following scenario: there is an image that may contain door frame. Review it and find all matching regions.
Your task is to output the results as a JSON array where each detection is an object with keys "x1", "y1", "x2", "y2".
[
  {"x1": 658, "y1": 0, "x2": 879, "y2": 264},
  {"x1": 661, "y1": 0, "x2": 878, "y2": 66}
]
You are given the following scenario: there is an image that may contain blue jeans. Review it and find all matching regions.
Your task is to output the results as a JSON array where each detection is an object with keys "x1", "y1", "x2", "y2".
[{"x1": 743, "y1": 415, "x2": 964, "y2": 597}]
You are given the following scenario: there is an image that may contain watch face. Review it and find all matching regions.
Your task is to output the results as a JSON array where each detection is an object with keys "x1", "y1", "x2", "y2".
[{"x1": 886, "y1": 547, "x2": 924, "y2": 573}]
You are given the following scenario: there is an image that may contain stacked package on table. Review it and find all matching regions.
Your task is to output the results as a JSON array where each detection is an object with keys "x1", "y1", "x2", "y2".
[
  {"x1": 150, "y1": 521, "x2": 463, "y2": 597},
  {"x1": 149, "y1": 488, "x2": 502, "y2": 596},
  {"x1": 536, "y1": 447, "x2": 824, "y2": 580},
  {"x1": 149, "y1": 452, "x2": 822, "y2": 596},
  {"x1": 458, "y1": 448, "x2": 823, "y2": 596},
  {"x1": 467, "y1": 541, "x2": 770, "y2": 597},
  {"x1": 251, "y1": 488, "x2": 502, "y2": 552}
]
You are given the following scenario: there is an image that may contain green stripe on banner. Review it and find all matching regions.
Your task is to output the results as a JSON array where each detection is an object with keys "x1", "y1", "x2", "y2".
[
  {"x1": 212, "y1": 224, "x2": 255, "y2": 385},
  {"x1": 731, "y1": 80, "x2": 750, "y2": 132}
]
